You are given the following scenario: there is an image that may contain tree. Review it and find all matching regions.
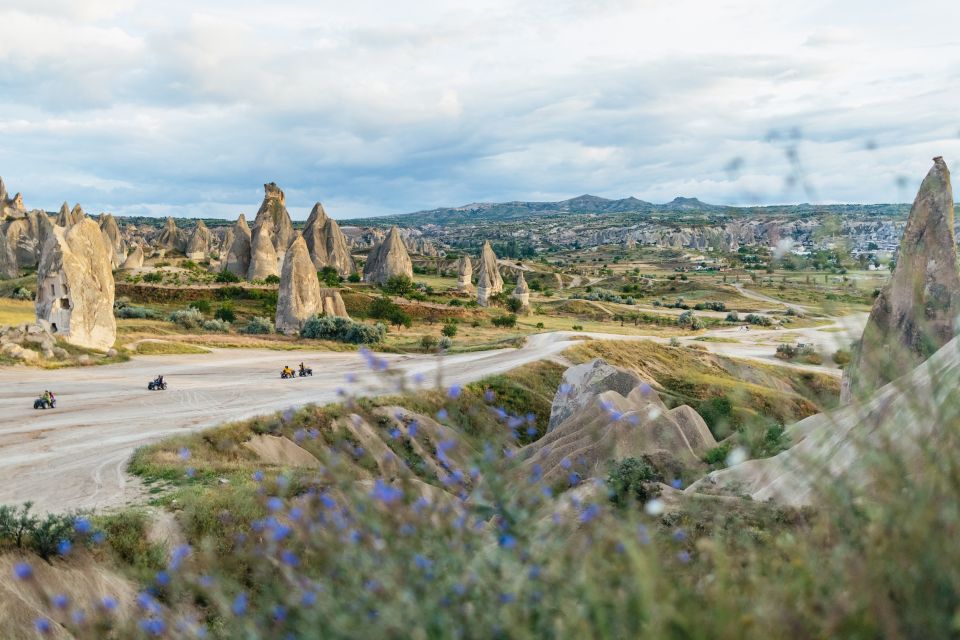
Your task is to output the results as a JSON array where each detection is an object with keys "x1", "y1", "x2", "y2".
[
  {"x1": 318, "y1": 266, "x2": 341, "y2": 287},
  {"x1": 383, "y1": 275, "x2": 414, "y2": 296},
  {"x1": 441, "y1": 322, "x2": 458, "y2": 338},
  {"x1": 505, "y1": 297, "x2": 523, "y2": 313}
]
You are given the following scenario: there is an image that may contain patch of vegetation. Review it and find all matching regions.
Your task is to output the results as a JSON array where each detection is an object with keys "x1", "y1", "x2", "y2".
[
  {"x1": 607, "y1": 457, "x2": 660, "y2": 506},
  {"x1": 300, "y1": 315, "x2": 386, "y2": 344},
  {"x1": 241, "y1": 316, "x2": 274, "y2": 334}
]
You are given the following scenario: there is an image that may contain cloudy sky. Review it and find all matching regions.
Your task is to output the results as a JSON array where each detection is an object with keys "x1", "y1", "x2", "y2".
[{"x1": 1, "y1": 0, "x2": 958, "y2": 219}]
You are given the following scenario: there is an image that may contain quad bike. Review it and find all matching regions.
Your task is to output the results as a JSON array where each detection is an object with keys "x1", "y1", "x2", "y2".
[
  {"x1": 34, "y1": 398, "x2": 56, "y2": 410},
  {"x1": 148, "y1": 378, "x2": 168, "y2": 391},
  {"x1": 281, "y1": 369, "x2": 296, "y2": 379},
  {"x1": 298, "y1": 367, "x2": 313, "y2": 377}
]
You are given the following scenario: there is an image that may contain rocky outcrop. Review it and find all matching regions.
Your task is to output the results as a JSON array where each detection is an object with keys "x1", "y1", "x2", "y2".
[
  {"x1": 120, "y1": 244, "x2": 144, "y2": 270},
  {"x1": 303, "y1": 203, "x2": 355, "y2": 276},
  {"x1": 0, "y1": 321, "x2": 70, "y2": 362},
  {"x1": 318, "y1": 288, "x2": 348, "y2": 318},
  {"x1": 276, "y1": 235, "x2": 323, "y2": 334},
  {"x1": 55, "y1": 203, "x2": 85, "y2": 228},
  {"x1": 252, "y1": 183, "x2": 295, "y2": 260},
  {"x1": 363, "y1": 226, "x2": 413, "y2": 285},
  {"x1": 476, "y1": 267, "x2": 492, "y2": 307},
  {"x1": 0, "y1": 231, "x2": 16, "y2": 278},
  {"x1": 185, "y1": 220, "x2": 212, "y2": 260},
  {"x1": 512, "y1": 272, "x2": 530, "y2": 312},
  {"x1": 477, "y1": 241, "x2": 504, "y2": 295},
  {"x1": 521, "y1": 359, "x2": 716, "y2": 484},
  {"x1": 691, "y1": 333, "x2": 960, "y2": 507},
  {"x1": 456, "y1": 256, "x2": 473, "y2": 292},
  {"x1": 35, "y1": 218, "x2": 116, "y2": 351},
  {"x1": 224, "y1": 214, "x2": 252, "y2": 277},
  {"x1": 0, "y1": 177, "x2": 26, "y2": 219},
  {"x1": 841, "y1": 157, "x2": 960, "y2": 403},
  {"x1": 155, "y1": 217, "x2": 184, "y2": 253},
  {"x1": 98, "y1": 214, "x2": 127, "y2": 268},
  {"x1": 247, "y1": 225, "x2": 280, "y2": 281},
  {"x1": 4, "y1": 210, "x2": 53, "y2": 271}
]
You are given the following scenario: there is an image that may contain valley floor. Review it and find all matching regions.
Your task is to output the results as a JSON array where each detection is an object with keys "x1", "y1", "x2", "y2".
[{"x1": 0, "y1": 315, "x2": 864, "y2": 514}]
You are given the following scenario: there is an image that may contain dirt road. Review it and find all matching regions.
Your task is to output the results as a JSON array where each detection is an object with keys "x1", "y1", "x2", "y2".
[{"x1": 0, "y1": 320, "x2": 863, "y2": 514}]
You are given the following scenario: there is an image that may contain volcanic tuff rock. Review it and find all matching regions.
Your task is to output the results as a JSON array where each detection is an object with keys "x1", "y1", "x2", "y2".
[
  {"x1": 121, "y1": 244, "x2": 144, "y2": 270},
  {"x1": 5, "y1": 210, "x2": 53, "y2": 270},
  {"x1": 0, "y1": 177, "x2": 26, "y2": 218},
  {"x1": 521, "y1": 359, "x2": 717, "y2": 483},
  {"x1": 253, "y1": 183, "x2": 295, "y2": 259},
  {"x1": 155, "y1": 217, "x2": 184, "y2": 252},
  {"x1": 690, "y1": 334, "x2": 960, "y2": 506},
  {"x1": 185, "y1": 220, "x2": 212, "y2": 260},
  {"x1": 477, "y1": 241, "x2": 504, "y2": 295},
  {"x1": 476, "y1": 266, "x2": 492, "y2": 307},
  {"x1": 317, "y1": 288, "x2": 348, "y2": 318},
  {"x1": 98, "y1": 214, "x2": 127, "y2": 268},
  {"x1": 841, "y1": 157, "x2": 960, "y2": 403},
  {"x1": 224, "y1": 214, "x2": 252, "y2": 277},
  {"x1": 512, "y1": 272, "x2": 530, "y2": 312},
  {"x1": 0, "y1": 231, "x2": 16, "y2": 278},
  {"x1": 247, "y1": 224, "x2": 280, "y2": 281},
  {"x1": 303, "y1": 203, "x2": 354, "y2": 276},
  {"x1": 456, "y1": 255, "x2": 473, "y2": 292},
  {"x1": 363, "y1": 225, "x2": 413, "y2": 285},
  {"x1": 276, "y1": 235, "x2": 324, "y2": 334},
  {"x1": 35, "y1": 218, "x2": 116, "y2": 351},
  {"x1": 55, "y1": 203, "x2": 86, "y2": 228}
]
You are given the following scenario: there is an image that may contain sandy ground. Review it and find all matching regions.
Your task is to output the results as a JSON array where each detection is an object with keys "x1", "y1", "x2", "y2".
[{"x1": 0, "y1": 317, "x2": 865, "y2": 514}]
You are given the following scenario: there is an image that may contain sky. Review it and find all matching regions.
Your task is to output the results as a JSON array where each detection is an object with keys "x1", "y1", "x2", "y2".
[{"x1": 1, "y1": 0, "x2": 959, "y2": 220}]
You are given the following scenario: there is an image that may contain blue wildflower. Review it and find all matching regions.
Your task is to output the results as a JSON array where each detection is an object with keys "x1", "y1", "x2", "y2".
[
  {"x1": 281, "y1": 550, "x2": 299, "y2": 567},
  {"x1": 34, "y1": 618, "x2": 51, "y2": 634},
  {"x1": 101, "y1": 596, "x2": 118, "y2": 611},
  {"x1": 178, "y1": 447, "x2": 191, "y2": 460},
  {"x1": 13, "y1": 562, "x2": 31, "y2": 580},
  {"x1": 266, "y1": 497, "x2": 284, "y2": 512},
  {"x1": 140, "y1": 618, "x2": 166, "y2": 636},
  {"x1": 253, "y1": 470, "x2": 265, "y2": 482},
  {"x1": 671, "y1": 478, "x2": 683, "y2": 489},
  {"x1": 155, "y1": 571, "x2": 170, "y2": 586},
  {"x1": 57, "y1": 539, "x2": 72, "y2": 555},
  {"x1": 579, "y1": 503, "x2": 600, "y2": 523},
  {"x1": 301, "y1": 591, "x2": 317, "y2": 606},
  {"x1": 447, "y1": 384, "x2": 462, "y2": 399},
  {"x1": 52, "y1": 594, "x2": 69, "y2": 609},
  {"x1": 436, "y1": 409, "x2": 449, "y2": 420},
  {"x1": 498, "y1": 534, "x2": 517, "y2": 549},
  {"x1": 74, "y1": 517, "x2": 92, "y2": 534},
  {"x1": 371, "y1": 479, "x2": 403, "y2": 504},
  {"x1": 232, "y1": 593, "x2": 248, "y2": 616}
]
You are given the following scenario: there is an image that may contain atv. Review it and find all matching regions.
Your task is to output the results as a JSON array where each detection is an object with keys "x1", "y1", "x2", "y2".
[
  {"x1": 34, "y1": 398, "x2": 56, "y2": 410},
  {"x1": 148, "y1": 379, "x2": 167, "y2": 391},
  {"x1": 298, "y1": 367, "x2": 313, "y2": 377},
  {"x1": 281, "y1": 369, "x2": 295, "y2": 379}
]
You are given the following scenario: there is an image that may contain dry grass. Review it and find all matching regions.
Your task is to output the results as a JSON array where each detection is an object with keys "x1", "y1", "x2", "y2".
[
  {"x1": 0, "y1": 299, "x2": 35, "y2": 326},
  {"x1": 133, "y1": 340, "x2": 212, "y2": 355}
]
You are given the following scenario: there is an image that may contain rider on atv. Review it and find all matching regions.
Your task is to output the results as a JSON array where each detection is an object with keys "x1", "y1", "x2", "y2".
[
  {"x1": 299, "y1": 362, "x2": 307, "y2": 375},
  {"x1": 282, "y1": 365, "x2": 295, "y2": 378}
]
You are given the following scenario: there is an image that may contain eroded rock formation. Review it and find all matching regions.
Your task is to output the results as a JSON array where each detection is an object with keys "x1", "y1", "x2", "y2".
[
  {"x1": 303, "y1": 202, "x2": 354, "y2": 276},
  {"x1": 185, "y1": 220, "x2": 212, "y2": 260},
  {"x1": 478, "y1": 241, "x2": 504, "y2": 295},
  {"x1": 35, "y1": 218, "x2": 116, "y2": 350},
  {"x1": 363, "y1": 225, "x2": 413, "y2": 285},
  {"x1": 841, "y1": 157, "x2": 960, "y2": 402},
  {"x1": 224, "y1": 214, "x2": 252, "y2": 277},
  {"x1": 456, "y1": 255, "x2": 473, "y2": 292},
  {"x1": 512, "y1": 272, "x2": 530, "y2": 313},
  {"x1": 247, "y1": 224, "x2": 280, "y2": 281},
  {"x1": 120, "y1": 244, "x2": 144, "y2": 270},
  {"x1": 0, "y1": 177, "x2": 26, "y2": 219},
  {"x1": 155, "y1": 217, "x2": 184, "y2": 253},
  {"x1": 99, "y1": 214, "x2": 127, "y2": 268},
  {"x1": 276, "y1": 235, "x2": 323, "y2": 334},
  {"x1": 252, "y1": 183, "x2": 295, "y2": 260}
]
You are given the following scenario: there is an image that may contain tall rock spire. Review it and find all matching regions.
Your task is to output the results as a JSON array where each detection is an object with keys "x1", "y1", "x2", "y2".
[{"x1": 841, "y1": 156, "x2": 960, "y2": 402}]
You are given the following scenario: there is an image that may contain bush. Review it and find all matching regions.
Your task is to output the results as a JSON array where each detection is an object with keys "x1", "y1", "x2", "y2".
[
  {"x1": 299, "y1": 316, "x2": 386, "y2": 344},
  {"x1": 607, "y1": 457, "x2": 659, "y2": 507},
  {"x1": 492, "y1": 315, "x2": 518, "y2": 328},
  {"x1": 318, "y1": 267, "x2": 341, "y2": 287},
  {"x1": 214, "y1": 305, "x2": 236, "y2": 323},
  {"x1": 114, "y1": 302, "x2": 158, "y2": 319},
  {"x1": 264, "y1": 274, "x2": 281, "y2": 285},
  {"x1": 241, "y1": 316, "x2": 274, "y2": 335},
  {"x1": 168, "y1": 307, "x2": 204, "y2": 329},
  {"x1": 420, "y1": 335, "x2": 439, "y2": 350},
  {"x1": 438, "y1": 336, "x2": 452, "y2": 350},
  {"x1": 833, "y1": 349, "x2": 852, "y2": 367},
  {"x1": 698, "y1": 396, "x2": 735, "y2": 438},
  {"x1": 383, "y1": 275, "x2": 414, "y2": 296},
  {"x1": 369, "y1": 297, "x2": 412, "y2": 330},
  {"x1": 704, "y1": 441, "x2": 734, "y2": 466},
  {"x1": 215, "y1": 270, "x2": 241, "y2": 283},
  {"x1": 10, "y1": 286, "x2": 33, "y2": 301},
  {"x1": 188, "y1": 299, "x2": 211, "y2": 313},
  {"x1": 745, "y1": 313, "x2": 773, "y2": 327},
  {"x1": 725, "y1": 311, "x2": 740, "y2": 322},
  {"x1": 202, "y1": 319, "x2": 231, "y2": 332},
  {"x1": 677, "y1": 310, "x2": 704, "y2": 330},
  {"x1": 348, "y1": 273, "x2": 361, "y2": 283},
  {"x1": 571, "y1": 324, "x2": 584, "y2": 331},
  {"x1": 143, "y1": 271, "x2": 164, "y2": 283},
  {"x1": 441, "y1": 322, "x2": 458, "y2": 338},
  {"x1": 536, "y1": 322, "x2": 545, "y2": 329},
  {"x1": 30, "y1": 513, "x2": 75, "y2": 560}
]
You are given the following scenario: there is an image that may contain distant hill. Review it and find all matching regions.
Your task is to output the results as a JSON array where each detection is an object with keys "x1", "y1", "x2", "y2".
[{"x1": 340, "y1": 194, "x2": 911, "y2": 227}]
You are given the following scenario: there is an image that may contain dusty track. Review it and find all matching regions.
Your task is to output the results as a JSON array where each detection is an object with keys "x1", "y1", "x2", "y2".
[{"x1": 0, "y1": 319, "x2": 863, "y2": 513}]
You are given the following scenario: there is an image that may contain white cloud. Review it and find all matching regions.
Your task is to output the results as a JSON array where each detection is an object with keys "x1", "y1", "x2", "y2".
[{"x1": 0, "y1": 0, "x2": 958, "y2": 217}]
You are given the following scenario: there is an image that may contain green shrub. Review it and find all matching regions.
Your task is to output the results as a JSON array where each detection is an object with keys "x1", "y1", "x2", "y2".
[
  {"x1": 492, "y1": 314, "x2": 517, "y2": 328},
  {"x1": 677, "y1": 310, "x2": 704, "y2": 330},
  {"x1": 189, "y1": 299, "x2": 211, "y2": 313},
  {"x1": 833, "y1": 349, "x2": 851, "y2": 367},
  {"x1": 215, "y1": 270, "x2": 242, "y2": 283},
  {"x1": 202, "y1": 319, "x2": 231, "y2": 332},
  {"x1": 168, "y1": 307, "x2": 204, "y2": 329},
  {"x1": 30, "y1": 513, "x2": 75, "y2": 560},
  {"x1": 264, "y1": 274, "x2": 281, "y2": 285},
  {"x1": 11, "y1": 286, "x2": 33, "y2": 301},
  {"x1": 607, "y1": 457, "x2": 659, "y2": 507},
  {"x1": 383, "y1": 275, "x2": 414, "y2": 296},
  {"x1": 725, "y1": 311, "x2": 740, "y2": 322},
  {"x1": 214, "y1": 305, "x2": 236, "y2": 323},
  {"x1": 704, "y1": 441, "x2": 734, "y2": 466},
  {"x1": 318, "y1": 267, "x2": 341, "y2": 287},
  {"x1": 571, "y1": 324, "x2": 584, "y2": 331},
  {"x1": 348, "y1": 273, "x2": 361, "y2": 283},
  {"x1": 420, "y1": 334, "x2": 438, "y2": 350},
  {"x1": 745, "y1": 313, "x2": 773, "y2": 326},
  {"x1": 505, "y1": 297, "x2": 524, "y2": 313},
  {"x1": 536, "y1": 322, "x2": 545, "y2": 329},
  {"x1": 441, "y1": 322, "x2": 458, "y2": 338},
  {"x1": 143, "y1": 271, "x2": 164, "y2": 283},
  {"x1": 114, "y1": 302, "x2": 158, "y2": 319},
  {"x1": 241, "y1": 316, "x2": 274, "y2": 334},
  {"x1": 299, "y1": 316, "x2": 386, "y2": 344}
]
